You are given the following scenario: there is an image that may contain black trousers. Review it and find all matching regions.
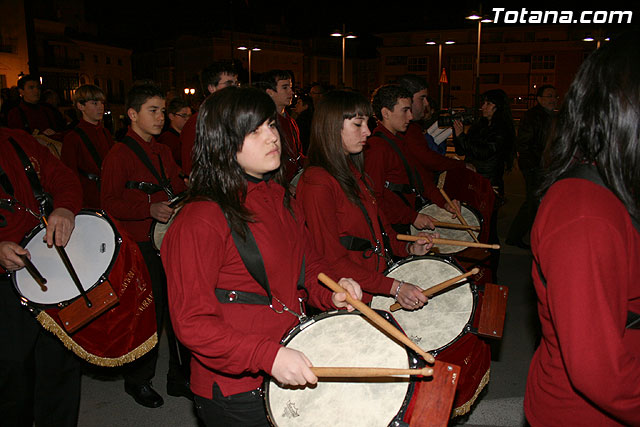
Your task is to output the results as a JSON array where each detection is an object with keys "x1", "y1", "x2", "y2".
[
  {"x1": 123, "y1": 241, "x2": 189, "y2": 386},
  {"x1": 0, "y1": 276, "x2": 81, "y2": 427},
  {"x1": 194, "y1": 383, "x2": 269, "y2": 427},
  {"x1": 507, "y1": 169, "x2": 540, "y2": 243}
]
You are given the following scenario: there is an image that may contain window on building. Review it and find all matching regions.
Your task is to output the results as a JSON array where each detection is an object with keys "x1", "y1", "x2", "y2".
[
  {"x1": 504, "y1": 55, "x2": 530, "y2": 63},
  {"x1": 532, "y1": 55, "x2": 555, "y2": 70},
  {"x1": 480, "y1": 74, "x2": 500, "y2": 84},
  {"x1": 480, "y1": 55, "x2": 500, "y2": 64},
  {"x1": 451, "y1": 55, "x2": 473, "y2": 71},
  {"x1": 502, "y1": 73, "x2": 529, "y2": 85},
  {"x1": 107, "y1": 79, "x2": 113, "y2": 98},
  {"x1": 386, "y1": 56, "x2": 407, "y2": 66},
  {"x1": 408, "y1": 56, "x2": 427, "y2": 72}
]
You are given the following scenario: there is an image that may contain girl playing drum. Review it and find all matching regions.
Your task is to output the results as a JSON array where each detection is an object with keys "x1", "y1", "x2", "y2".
[{"x1": 160, "y1": 87, "x2": 361, "y2": 426}]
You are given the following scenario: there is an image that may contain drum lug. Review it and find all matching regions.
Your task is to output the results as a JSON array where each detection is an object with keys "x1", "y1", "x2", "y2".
[{"x1": 390, "y1": 420, "x2": 409, "y2": 427}]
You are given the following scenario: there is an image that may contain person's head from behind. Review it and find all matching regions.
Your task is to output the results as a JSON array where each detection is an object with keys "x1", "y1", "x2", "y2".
[
  {"x1": 371, "y1": 84, "x2": 413, "y2": 135},
  {"x1": 202, "y1": 62, "x2": 238, "y2": 94},
  {"x1": 481, "y1": 89, "x2": 511, "y2": 123},
  {"x1": 261, "y1": 70, "x2": 294, "y2": 112},
  {"x1": 536, "y1": 85, "x2": 558, "y2": 112},
  {"x1": 396, "y1": 74, "x2": 429, "y2": 121},
  {"x1": 309, "y1": 83, "x2": 326, "y2": 105},
  {"x1": 73, "y1": 84, "x2": 106, "y2": 124},
  {"x1": 542, "y1": 31, "x2": 640, "y2": 219},
  {"x1": 294, "y1": 94, "x2": 313, "y2": 115},
  {"x1": 41, "y1": 89, "x2": 60, "y2": 107},
  {"x1": 17, "y1": 75, "x2": 41, "y2": 104},
  {"x1": 125, "y1": 83, "x2": 165, "y2": 141},
  {"x1": 166, "y1": 98, "x2": 191, "y2": 132}
]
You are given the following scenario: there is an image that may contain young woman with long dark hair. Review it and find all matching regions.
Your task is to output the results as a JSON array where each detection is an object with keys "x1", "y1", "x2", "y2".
[
  {"x1": 524, "y1": 33, "x2": 640, "y2": 425},
  {"x1": 160, "y1": 87, "x2": 361, "y2": 426}
]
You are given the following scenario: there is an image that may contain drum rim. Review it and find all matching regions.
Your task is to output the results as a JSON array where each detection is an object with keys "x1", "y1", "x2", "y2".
[
  {"x1": 381, "y1": 254, "x2": 479, "y2": 356},
  {"x1": 11, "y1": 209, "x2": 123, "y2": 308},
  {"x1": 264, "y1": 310, "x2": 420, "y2": 427}
]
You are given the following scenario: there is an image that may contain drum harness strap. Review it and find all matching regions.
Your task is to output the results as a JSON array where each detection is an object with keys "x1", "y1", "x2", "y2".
[
  {"x1": 373, "y1": 131, "x2": 428, "y2": 210},
  {"x1": 339, "y1": 179, "x2": 394, "y2": 269},
  {"x1": 1, "y1": 138, "x2": 53, "y2": 224},
  {"x1": 73, "y1": 126, "x2": 107, "y2": 184},
  {"x1": 215, "y1": 217, "x2": 308, "y2": 323},
  {"x1": 532, "y1": 163, "x2": 640, "y2": 329},
  {"x1": 121, "y1": 136, "x2": 174, "y2": 200}
]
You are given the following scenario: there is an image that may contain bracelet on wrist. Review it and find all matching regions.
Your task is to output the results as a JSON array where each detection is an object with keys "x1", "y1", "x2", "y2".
[{"x1": 394, "y1": 280, "x2": 405, "y2": 302}]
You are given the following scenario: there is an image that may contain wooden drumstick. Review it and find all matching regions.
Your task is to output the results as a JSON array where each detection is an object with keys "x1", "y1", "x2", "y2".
[
  {"x1": 436, "y1": 171, "x2": 479, "y2": 243},
  {"x1": 318, "y1": 273, "x2": 435, "y2": 364},
  {"x1": 397, "y1": 234, "x2": 499, "y2": 250},
  {"x1": 311, "y1": 366, "x2": 433, "y2": 378},
  {"x1": 432, "y1": 221, "x2": 481, "y2": 231},
  {"x1": 389, "y1": 268, "x2": 479, "y2": 312},
  {"x1": 19, "y1": 254, "x2": 48, "y2": 292}
]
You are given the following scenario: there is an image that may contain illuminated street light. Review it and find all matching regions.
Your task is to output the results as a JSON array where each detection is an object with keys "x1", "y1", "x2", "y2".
[
  {"x1": 331, "y1": 25, "x2": 357, "y2": 86},
  {"x1": 238, "y1": 46, "x2": 261, "y2": 86},
  {"x1": 466, "y1": 11, "x2": 492, "y2": 114},
  {"x1": 425, "y1": 39, "x2": 456, "y2": 108}
]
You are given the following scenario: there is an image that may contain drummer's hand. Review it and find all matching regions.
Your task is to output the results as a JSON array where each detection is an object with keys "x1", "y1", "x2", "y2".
[
  {"x1": 413, "y1": 213, "x2": 435, "y2": 230},
  {"x1": 0, "y1": 241, "x2": 29, "y2": 271},
  {"x1": 445, "y1": 199, "x2": 461, "y2": 218},
  {"x1": 45, "y1": 208, "x2": 75, "y2": 247},
  {"x1": 150, "y1": 201, "x2": 174, "y2": 223},
  {"x1": 332, "y1": 277, "x2": 362, "y2": 312},
  {"x1": 271, "y1": 347, "x2": 317, "y2": 386},
  {"x1": 408, "y1": 232, "x2": 436, "y2": 256},
  {"x1": 392, "y1": 280, "x2": 428, "y2": 310}
]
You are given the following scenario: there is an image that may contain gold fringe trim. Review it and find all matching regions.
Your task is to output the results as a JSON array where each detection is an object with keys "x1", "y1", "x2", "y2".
[
  {"x1": 36, "y1": 311, "x2": 158, "y2": 367},
  {"x1": 451, "y1": 367, "x2": 491, "y2": 418}
]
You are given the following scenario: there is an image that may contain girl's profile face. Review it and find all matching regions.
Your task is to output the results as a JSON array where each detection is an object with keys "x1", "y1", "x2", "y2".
[
  {"x1": 341, "y1": 115, "x2": 371, "y2": 155},
  {"x1": 236, "y1": 119, "x2": 281, "y2": 179}
]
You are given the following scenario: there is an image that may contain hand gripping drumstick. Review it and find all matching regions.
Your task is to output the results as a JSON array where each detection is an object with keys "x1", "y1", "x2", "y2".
[
  {"x1": 397, "y1": 234, "x2": 500, "y2": 250},
  {"x1": 311, "y1": 367, "x2": 432, "y2": 378},
  {"x1": 317, "y1": 273, "x2": 436, "y2": 365},
  {"x1": 437, "y1": 172, "x2": 480, "y2": 243},
  {"x1": 389, "y1": 268, "x2": 479, "y2": 312}
]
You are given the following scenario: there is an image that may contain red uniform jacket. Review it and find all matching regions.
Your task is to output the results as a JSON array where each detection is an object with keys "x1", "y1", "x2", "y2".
[
  {"x1": 161, "y1": 179, "x2": 335, "y2": 398},
  {"x1": 158, "y1": 128, "x2": 182, "y2": 168},
  {"x1": 7, "y1": 101, "x2": 60, "y2": 135},
  {"x1": 525, "y1": 179, "x2": 640, "y2": 426},
  {"x1": 297, "y1": 165, "x2": 408, "y2": 303},
  {"x1": 61, "y1": 119, "x2": 114, "y2": 209},
  {"x1": 180, "y1": 112, "x2": 198, "y2": 175},
  {"x1": 277, "y1": 112, "x2": 304, "y2": 182},
  {"x1": 100, "y1": 128, "x2": 187, "y2": 243},
  {"x1": 0, "y1": 129, "x2": 82, "y2": 273}
]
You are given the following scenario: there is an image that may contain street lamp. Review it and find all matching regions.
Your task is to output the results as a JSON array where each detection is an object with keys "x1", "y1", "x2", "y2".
[
  {"x1": 238, "y1": 46, "x2": 261, "y2": 86},
  {"x1": 426, "y1": 39, "x2": 455, "y2": 109},
  {"x1": 466, "y1": 12, "x2": 492, "y2": 115},
  {"x1": 583, "y1": 32, "x2": 610, "y2": 49},
  {"x1": 331, "y1": 25, "x2": 357, "y2": 87}
]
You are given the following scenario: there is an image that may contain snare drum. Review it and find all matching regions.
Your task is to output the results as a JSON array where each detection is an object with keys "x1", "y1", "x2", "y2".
[
  {"x1": 12, "y1": 209, "x2": 157, "y2": 366},
  {"x1": 265, "y1": 311, "x2": 417, "y2": 427},
  {"x1": 150, "y1": 193, "x2": 186, "y2": 251},
  {"x1": 411, "y1": 203, "x2": 482, "y2": 254},
  {"x1": 371, "y1": 255, "x2": 490, "y2": 416}
]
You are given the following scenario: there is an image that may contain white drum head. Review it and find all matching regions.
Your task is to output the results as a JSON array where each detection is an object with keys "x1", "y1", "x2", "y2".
[
  {"x1": 14, "y1": 211, "x2": 119, "y2": 306},
  {"x1": 411, "y1": 204, "x2": 480, "y2": 254},
  {"x1": 266, "y1": 312, "x2": 411, "y2": 427},
  {"x1": 371, "y1": 257, "x2": 475, "y2": 353}
]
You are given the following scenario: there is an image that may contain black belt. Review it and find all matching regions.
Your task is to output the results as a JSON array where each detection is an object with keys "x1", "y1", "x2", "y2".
[
  {"x1": 78, "y1": 169, "x2": 100, "y2": 182},
  {"x1": 125, "y1": 181, "x2": 166, "y2": 195},
  {"x1": 339, "y1": 235, "x2": 373, "y2": 252},
  {"x1": 384, "y1": 181, "x2": 413, "y2": 194},
  {"x1": 215, "y1": 289, "x2": 270, "y2": 306}
]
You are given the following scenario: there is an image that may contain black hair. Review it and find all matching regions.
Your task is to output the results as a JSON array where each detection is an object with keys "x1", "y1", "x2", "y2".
[
  {"x1": 396, "y1": 74, "x2": 428, "y2": 96},
  {"x1": 202, "y1": 61, "x2": 238, "y2": 90},
  {"x1": 167, "y1": 98, "x2": 190, "y2": 115},
  {"x1": 258, "y1": 70, "x2": 293, "y2": 92},
  {"x1": 540, "y1": 32, "x2": 640, "y2": 221},
  {"x1": 125, "y1": 83, "x2": 164, "y2": 112},
  {"x1": 188, "y1": 86, "x2": 290, "y2": 236},
  {"x1": 371, "y1": 84, "x2": 412, "y2": 121},
  {"x1": 536, "y1": 84, "x2": 556, "y2": 98},
  {"x1": 17, "y1": 75, "x2": 39, "y2": 90},
  {"x1": 307, "y1": 90, "x2": 373, "y2": 205}
]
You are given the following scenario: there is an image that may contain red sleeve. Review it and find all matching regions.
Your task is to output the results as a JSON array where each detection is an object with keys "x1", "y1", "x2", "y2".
[
  {"x1": 61, "y1": 131, "x2": 82, "y2": 180},
  {"x1": 364, "y1": 139, "x2": 418, "y2": 225},
  {"x1": 100, "y1": 144, "x2": 152, "y2": 220},
  {"x1": 180, "y1": 114, "x2": 197, "y2": 175},
  {"x1": 162, "y1": 204, "x2": 283, "y2": 376},
  {"x1": 537, "y1": 195, "x2": 640, "y2": 424},
  {"x1": 296, "y1": 172, "x2": 393, "y2": 296}
]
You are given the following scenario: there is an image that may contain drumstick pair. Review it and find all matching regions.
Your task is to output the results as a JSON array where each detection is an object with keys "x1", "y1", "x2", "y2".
[
  {"x1": 437, "y1": 171, "x2": 479, "y2": 243},
  {"x1": 398, "y1": 234, "x2": 500, "y2": 250}
]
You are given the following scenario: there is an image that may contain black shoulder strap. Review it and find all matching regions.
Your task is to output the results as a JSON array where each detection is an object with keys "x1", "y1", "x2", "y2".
[
  {"x1": 373, "y1": 131, "x2": 425, "y2": 197},
  {"x1": 73, "y1": 127, "x2": 103, "y2": 170},
  {"x1": 535, "y1": 163, "x2": 639, "y2": 329},
  {"x1": 7, "y1": 137, "x2": 52, "y2": 217},
  {"x1": 122, "y1": 136, "x2": 174, "y2": 198}
]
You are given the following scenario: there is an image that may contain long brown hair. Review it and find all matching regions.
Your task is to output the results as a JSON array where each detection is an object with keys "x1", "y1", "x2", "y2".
[{"x1": 307, "y1": 90, "x2": 373, "y2": 204}]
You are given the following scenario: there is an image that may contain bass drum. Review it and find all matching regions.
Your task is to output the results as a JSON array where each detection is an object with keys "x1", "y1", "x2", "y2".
[
  {"x1": 12, "y1": 209, "x2": 157, "y2": 366},
  {"x1": 411, "y1": 203, "x2": 482, "y2": 254},
  {"x1": 265, "y1": 311, "x2": 418, "y2": 427}
]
